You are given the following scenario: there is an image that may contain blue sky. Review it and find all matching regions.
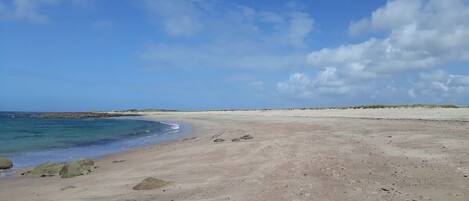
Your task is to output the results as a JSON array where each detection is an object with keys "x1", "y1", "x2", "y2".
[{"x1": 1, "y1": 0, "x2": 469, "y2": 111}]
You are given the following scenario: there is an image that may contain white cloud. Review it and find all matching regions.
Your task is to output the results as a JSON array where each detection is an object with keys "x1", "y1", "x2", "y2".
[
  {"x1": 140, "y1": 2, "x2": 314, "y2": 70},
  {"x1": 143, "y1": 0, "x2": 203, "y2": 36},
  {"x1": 410, "y1": 70, "x2": 469, "y2": 100},
  {"x1": 281, "y1": 0, "x2": 469, "y2": 101},
  {"x1": 344, "y1": 0, "x2": 469, "y2": 72},
  {"x1": 368, "y1": 0, "x2": 422, "y2": 32},
  {"x1": 277, "y1": 73, "x2": 315, "y2": 98},
  {"x1": 277, "y1": 68, "x2": 356, "y2": 98},
  {"x1": 285, "y1": 12, "x2": 314, "y2": 47},
  {"x1": 348, "y1": 18, "x2": 369, "y2": 36},
  {"x1": 0, "y1": 0, "x2": 60, "y2": 23}
]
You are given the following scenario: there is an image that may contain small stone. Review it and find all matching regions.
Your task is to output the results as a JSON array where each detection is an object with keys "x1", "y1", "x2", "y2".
[
  {"x1": 231, "y1": 138, "x2": 240, "y2": 142},
  {"x1": 132, "y1": 177, "x2": 169, "y2": 190},
  {"x1": 240, "y1": 135, "x2": 253, "y2": 140},
  {"x1": 380, "y1": 188, "x2": 390, "y2": 192},
  {"x1": 0, "y1": 157, "x2": 13, "y2": 170},
  {"x1": 213, "y1": 138, "x2": 225, "y2": 143},
  {"x1": 112, "y1": 160, "x2": 126, "y2": 163}
]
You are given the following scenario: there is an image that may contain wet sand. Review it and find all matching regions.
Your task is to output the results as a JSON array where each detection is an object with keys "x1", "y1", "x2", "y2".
[{"x1": 1, "y1": 108, "x2": 468, "y2": 201}]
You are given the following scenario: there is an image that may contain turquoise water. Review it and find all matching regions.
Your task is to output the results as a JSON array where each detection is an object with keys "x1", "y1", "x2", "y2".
[{"x1": 0, "y1": 112, "x2": 186, "y2": 169}]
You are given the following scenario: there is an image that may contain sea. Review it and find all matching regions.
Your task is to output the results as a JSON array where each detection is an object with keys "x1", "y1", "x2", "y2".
[{"x1": 0, "y1": 112, "x2": 186, "y2": 173}]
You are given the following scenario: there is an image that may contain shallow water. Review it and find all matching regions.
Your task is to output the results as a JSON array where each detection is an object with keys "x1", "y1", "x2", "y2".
[{"x1": 0, "y1": 112, "x2": 188, "y2": 170}]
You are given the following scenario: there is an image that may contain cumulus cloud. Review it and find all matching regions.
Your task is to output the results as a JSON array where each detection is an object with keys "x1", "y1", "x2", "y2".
[
  {"x1": 140, "y1": 1, "x2": 314, "y2": 69},
  {"x1": 277, "y1": 73, "x2": 315, "y2": 98},
  {"x1": 313, "y1": 0, "x2": 469, "y2": 74},
  {"x1": 410, "y1": 70, "x2": 469, "y2": 100},
  {"x1": 280, "y1": 0, "x2": 469, "y2": 102},
  {"x1": 277, "y1": 68, "x2": 358, "y2": 98}
]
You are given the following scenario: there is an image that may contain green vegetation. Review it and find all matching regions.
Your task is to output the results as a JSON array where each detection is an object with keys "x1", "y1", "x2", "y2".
[
  {"x1": 122, "y1": 104, "x2": 462, "y2": 113},
  {"x1": 206, "y1": 104, "x2": 462, "y2": 111},
  {"x1": 122, "y1": 109, "x2": 179, "y2": 112},
  {"x1": 343, "y1": 104, "x2": 459, "y2": 109}
]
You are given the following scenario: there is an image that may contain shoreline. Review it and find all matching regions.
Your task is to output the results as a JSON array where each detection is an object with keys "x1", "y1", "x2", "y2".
[
  {"x1": 1, "y1": 118, "x2": 189, "y2": 175},
  {"x1": 1, "y1": 108, "x2": 469, "y2": 201}
]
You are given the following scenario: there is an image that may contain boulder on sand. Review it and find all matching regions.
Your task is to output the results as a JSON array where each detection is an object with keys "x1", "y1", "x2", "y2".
[
  {"x1": 132, "y1": 177, "x2": 169, "y2": 190},
  {"x1": 60, "y1": 159, "x2": 95, "y2": 178},
  {"x1": 0, "y1": 157, "x2": 13, "y2": 170},
  {"x1": 30, "y1": 163, "x2": 65, "y2": 177}
]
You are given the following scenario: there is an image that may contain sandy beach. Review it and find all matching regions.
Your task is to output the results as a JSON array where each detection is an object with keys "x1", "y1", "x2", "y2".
[{"x1": 1, "y1": 108, "x2": 469, "y2": 201}]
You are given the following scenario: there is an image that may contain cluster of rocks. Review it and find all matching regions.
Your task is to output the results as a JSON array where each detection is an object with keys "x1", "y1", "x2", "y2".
[
  {"x1": 19, "y1": 159, "x2": 96, "y2": 178},
  {"x1": 232, "y1": 134, "x2": 254, "y2": 142},
  {"x1": 32, "y1": 112, "x2": 140, "y2": 119},
  {"x1": 213, "y1": 134, "x2": 254, "y2": 143},
  {"x1": 3, "y1": 156, "x2": 171, "y2": 191}
]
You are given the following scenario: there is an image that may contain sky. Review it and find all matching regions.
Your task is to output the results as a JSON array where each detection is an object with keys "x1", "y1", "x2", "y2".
[{"x1": 1, "y1": 0, "x2": 469, "y2": 111}]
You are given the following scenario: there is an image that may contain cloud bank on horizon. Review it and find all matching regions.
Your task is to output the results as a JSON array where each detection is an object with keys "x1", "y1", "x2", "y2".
[{"x1": 1, "y1": 0, "x2": 468, "y2": 111}]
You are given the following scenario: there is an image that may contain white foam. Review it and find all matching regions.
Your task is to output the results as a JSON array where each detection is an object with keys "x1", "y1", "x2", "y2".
[{"x1": 160, "y1": 121, "x2": 180, "y2": 130}]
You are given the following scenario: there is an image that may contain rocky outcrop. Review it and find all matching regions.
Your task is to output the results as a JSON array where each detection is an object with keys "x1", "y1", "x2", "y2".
[
  {"x1": 28, "y1": 159, "x2": 96, "y2": 178},
  {"x1": 132, "y1": 177, "x2": 169, "y2": 190},
  {"x1": 0, "y1": 157, "x2": 13, "y2": 169},
  {"x1": 33, "y1": 112, "x2": 140, "y2": 119},
  {"x1": 30, "y1": 163, "x2": 65, "y2": 177},
  {"x1": 60, "y1": 159, "x2": 95, "y2": 178}
]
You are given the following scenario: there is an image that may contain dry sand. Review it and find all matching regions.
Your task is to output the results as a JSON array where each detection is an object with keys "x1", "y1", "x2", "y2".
[{"x1": 1, "y1": 108, "x2": 469, "y2": 201}]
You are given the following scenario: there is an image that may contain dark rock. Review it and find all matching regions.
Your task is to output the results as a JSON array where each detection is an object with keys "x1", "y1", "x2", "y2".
[
  {"x1": 60, "y1": 159, "x2": 95, "y2": 178},
  {"x1": 0, "y1": 157, "x2": 13, "y2": 170},
  {"x1": 112, "y1": 160, "x2": 126, "y2": 163},
  {"x1": 132, "y1": 177, "x2": 169, "y2": 190},
  {"x1": 380, "y1": 188, "x2": 390, "y2": 192},
  {"x1": 240, "y1": 135, "x2": 254, "y2": 140},
  {"x1": 213, "y1": 138, "x2": 225, "y2": 143},
  {"x1": 231, "y1": 138, "x2": 240, "y2": 142}
]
